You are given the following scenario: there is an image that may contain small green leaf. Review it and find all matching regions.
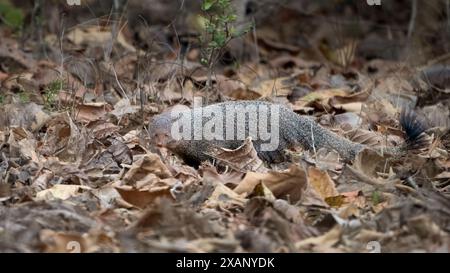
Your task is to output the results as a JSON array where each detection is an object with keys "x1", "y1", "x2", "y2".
[
  {"x1": 201, "y1": 0, "x2": 216, "y2": 11},
  {"x1": 0, "y1": 1, "x2": 24, "y2": 30}
]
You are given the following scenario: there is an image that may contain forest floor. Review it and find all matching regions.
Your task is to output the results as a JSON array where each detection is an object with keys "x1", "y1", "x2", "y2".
[{"x1": 0, "y1": 1, "x2": 449, "y2": 253}]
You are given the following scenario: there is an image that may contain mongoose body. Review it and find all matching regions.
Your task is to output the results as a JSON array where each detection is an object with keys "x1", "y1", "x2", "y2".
[{"x1": 149, "y1": 100, "x2": 426, "y2": 166}]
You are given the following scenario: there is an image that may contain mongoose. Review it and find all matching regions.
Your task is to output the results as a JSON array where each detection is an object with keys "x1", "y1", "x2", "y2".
[{"x1": 149, "y1": 100, "x2": 428, "y2": 166}]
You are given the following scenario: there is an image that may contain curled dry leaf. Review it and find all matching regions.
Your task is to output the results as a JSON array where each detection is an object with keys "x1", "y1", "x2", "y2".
[
  {"x1": 106, "y1": 137, "x2": 133, "y2": 166},
  {"x1": 86, "y1": 120, "x2": 120, "y2": 140},
  {"x1": 215, "y1": 75, "x2": 247, "y2": 98},
  {"x1": 207, "y1": 137, "x2": 268, "y2": 173},
  {"x1": 343, "y1": 128, "x2": 387, "y2": 148},
  {"x1": 234, "y1": 164, "x2": 307, "y2": 203},
  {"x1": 204, "y1": 182, "x2": 247, "y2": 209},
  {"x1": 35, "y1": 184, "x2": 92, "y2": 201},
  {"x1": 115, "y1": 185, "x2": 174, "y2": 209},
  {"x1": 0, "y1": 37, "x2": 36, "y2": 73},
  {"x1": 306, "y1": 166, "x2": 338, "y2": 200},
  {"x1": 110, "y1": 99, "x2": 140, "y2": 120},
  {"x1": 7, "y1": 127, "x2": 40, "y2": 162},
  {"x1": 200, "y1": 162, "x2": 243, "y2": 188},
  {"x1": 123, "y1": 153, "x2": 173, "y2": 186},
  {"x1": 247, "y1": 182, "x2": 276, "y2": 202},
  {"x1": 75, "y1": 102, "x2": 112, "y2": 123},
  {"x1": 353, "y1": 148, "x2": 389, "y2": 179},
  {"x1": 292, "y1": 88, "x2": 349, "y2": 111},
  {"x1": 39, "y1": 112, "x2": 88, "y2": 163},
  {"x1": 31, "y1": 169, "x2": 54, "y2": 192},
  {"x1": 171, "y1": 164, "x2": 201, "y2": 187},
  {"x1": 295, "y1": 226, "x2": 343, "y2": 252}
]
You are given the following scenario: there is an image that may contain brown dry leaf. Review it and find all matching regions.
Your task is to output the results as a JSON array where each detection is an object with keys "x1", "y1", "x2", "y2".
[
  {"x1": 86, "y1": 120, "x2": 120, "y2": 140},
  {"x1": 0, "y1": 103, "x2": 49, "y2": 131},
  {"x1": 107, "y1": 137, "x2": 133, "y2": 166},
  {"x1": 67, "y1": 26, "x2": 136, "y2": 52},
  {"x1": 234, "y1": 164, "x2": 307, "y2": 203},
  {"x1": 307, "y1": 166, "x2": 339, "y2": 199},
  {"x1": 269, "y1": 55, "x2": 319, "y2": 69},
  {"x1": 215, "y1": 75, "x2": 247, "y2": 96},
  {"x1": 204, "y1": 182, "x2": 247, "y2": 209},
  {"x1": 295, "y1": 226, "x2": 342, "y2": 252},
  {"x1": 331, "y1": 102, "x2": 363, "y2": 113},
  {"x1": 115, "y1": 185, "x2": 174, "y2": 209},
  {"x1": 0, "y1": 71, "x2": 8, "y2": 81},
  {"x1": 336, "y1": 162, "x2": 389, "y2": 194},
  {"x1": 272, "y1": 199, "x2": 307, "y2": 225},
  {"x1": 258, "y1": 36, "x2": 301, "y2": 54},
  {"x1": 372, "y1": 76, "x2": 417, "y2": 109},
  {"x1": 324, "y1": 195, "x2": 346, "y2": 208},
  {"x1": 330, "y1": 90, "x2": 370, "y2": 113},
  {"x1": 200, "y1": 162, "x2": 244, "y2": 188},
  {"x1": 331, "y1": 90, "x2": 371, "y2": 105},
  {"x1": 31, "y1": 169, "x2": 54, "y2": 192},
  {"x1": 353, "y1": 148, "x2": 389, "y2": 179},
  {"x1": 249, "y1": 76, "x2": 295, "y2": 98},
  {"x1": 75, "y1": 102, "x2": 112, "y2": 123},
  {"x1": 207, "y1": 137, "x2": 268, "y2": 173},
  {"x1": 0, "y1": 130, "x2": 5, "y2": 143},
  {"x1": 39, "y1": 112, "x2": 87, "y2": 163},
  {"x1": 7, "y1": 127, "x2": 40, "y2": 162},
  {"x1": 344, "y1": 128, "x2": 387, "y2": 148},
  {"x1": 171, "y1": 164, "x2": 201, "y2": 187},
  {"x1": 333, "y1": 112, "x2": 362, "y2": 128},
  {"x1": 0, "y1": 37, "x2": 36, "y2": 73},
  {"x1": 292, "y1": 88, "x2": 349, "y2": 111},
  {"x1": 35, "y1": 184, "x2": 92, "y2": 201},
  {"x1": 124, "y1": 153, "x2": 172, "y2": 180},
  {"x1": 248, "y1": 182, "x2": 276, "y2": 202},
  {"x1": 110, "y1": 98, "x2": 140, "y2": 120}
]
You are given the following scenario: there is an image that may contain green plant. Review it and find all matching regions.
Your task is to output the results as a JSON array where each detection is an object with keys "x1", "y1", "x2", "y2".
[
  {"x1": 200, "y1": 0, "x2": 251, "y2": 90},
  {"x1": 0, "y1": 0, "x2": 24, "y2": 31},
  {"x1": 18, "y1": 91, "x2": 29, "y2": 103},
  {"x1": 43, "y1": 79, "x2": 63, "y2": 110},
  {"x1": 0, "y1": 94, "x2": 4, "y2": 104},
  {"x1": 371, "y1": 190, "x2": 382, "y2": 206}
]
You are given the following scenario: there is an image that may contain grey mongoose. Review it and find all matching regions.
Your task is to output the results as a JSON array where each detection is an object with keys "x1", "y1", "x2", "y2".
[{"x1": 149, "y1": 100, "x2": 428, "y2": 166}]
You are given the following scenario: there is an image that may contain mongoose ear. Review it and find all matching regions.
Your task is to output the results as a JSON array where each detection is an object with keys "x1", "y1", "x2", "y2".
[{"x1": 400, "y1": 108, "x2": 431, "y2": 151}]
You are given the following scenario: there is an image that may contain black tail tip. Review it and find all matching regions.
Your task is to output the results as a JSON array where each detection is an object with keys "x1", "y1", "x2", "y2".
[{"x1": 400, "y1": 108, "x2": 431, "y2": 151}]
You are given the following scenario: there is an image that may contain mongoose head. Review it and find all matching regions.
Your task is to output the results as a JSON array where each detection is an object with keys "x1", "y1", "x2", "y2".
[{"x1": 149, "y1": 113, "x2": 177, "y2": 149}]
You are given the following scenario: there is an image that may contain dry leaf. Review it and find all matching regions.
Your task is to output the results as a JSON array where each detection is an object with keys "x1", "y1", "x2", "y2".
[
  {"x1": 123, "y1": 153, "x2": 172, "y2": 186},
  {"x1": 204, "y1": 182, "x2": 247, "y2": 209},
  {"x1": 307, "y1": 166, "x2": 338, "y2": 199},
  {"x1": 115, "y1": 185, "x2": 174, "y2": 209},
  {"x1": 75, "y1": 102, "x2": 112, "y2": 123},
  {"x1": 207, "y1": 137, "x2": 268, "y2": 173},
  {"x1": 249, "y1": 76, "x2": 295, "y2": 98},
  {"x1": 35, "y1": 184, "x2": 91, "y2": 201},
  {"x1": 293, "y1": 88, "x2": 349, "y2": 111},
  {"x1": 234, "y1": 164, "x2": 307, "y2": 203}
]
